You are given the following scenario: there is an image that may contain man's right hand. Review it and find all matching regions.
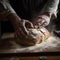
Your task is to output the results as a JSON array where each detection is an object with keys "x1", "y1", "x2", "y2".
[
  {"x1": 14, "y1": 19, "x2": 34, "y2": 40},
  {"x1": 7, "y1": 13, "x2": 34, "y2": 40}
]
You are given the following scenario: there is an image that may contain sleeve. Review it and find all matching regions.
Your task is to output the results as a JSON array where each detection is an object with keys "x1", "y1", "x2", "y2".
[
  {"x1": 40, "y1": 0, "x2": 59, "y2": 18},
  {"x1": 2, "y1": 0, "x2": 16, "y2": 13}
]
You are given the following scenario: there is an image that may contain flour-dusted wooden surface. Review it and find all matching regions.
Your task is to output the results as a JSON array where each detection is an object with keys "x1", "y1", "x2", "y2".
[{"x1": 0, "y1": 33, "x2": 60, "y2": 53}]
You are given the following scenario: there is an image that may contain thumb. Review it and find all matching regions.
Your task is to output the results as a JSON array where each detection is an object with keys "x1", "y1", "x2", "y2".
[{"x1": 23, "y1": 20, "x2": 34, "y2": 28}]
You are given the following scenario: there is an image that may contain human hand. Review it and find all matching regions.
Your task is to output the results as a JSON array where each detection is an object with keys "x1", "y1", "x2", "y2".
[
  {"x1": 14, "y1": 19, "x2": 34, "y2": 40},
  {"x1": 31, "y1": 15, "x2": 51, "y2": 28},
  {"x1": 7, "y1": 13, "x2": 34, "y2": 41}
]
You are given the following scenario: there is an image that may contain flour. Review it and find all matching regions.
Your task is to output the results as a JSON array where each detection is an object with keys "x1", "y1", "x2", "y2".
[
  {"x1": 15, "y1": 36, "x2": 60, "y2": 52},
  {"x1": 0, "y1": 35, "x2": 60, "y2": 53}
]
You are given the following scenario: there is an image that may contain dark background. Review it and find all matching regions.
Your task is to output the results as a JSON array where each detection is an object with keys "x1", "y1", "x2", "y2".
[{"x1": 1, "y1": 1, "x2": 60, "y2": 34}]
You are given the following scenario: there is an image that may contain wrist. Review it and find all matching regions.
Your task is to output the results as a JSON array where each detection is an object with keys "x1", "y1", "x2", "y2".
[
  {"x1": 7, "y1": 13, "x2": 21, "y2": 22},
  {"x1": 40, "y1": 12, "x2": 51, "y2": 18}
]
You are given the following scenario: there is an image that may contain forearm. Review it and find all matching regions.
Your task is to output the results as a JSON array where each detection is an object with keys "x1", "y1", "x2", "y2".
[
  {"x1": 7, "y1": 13, "x2": 21, "y2": 25},
  {"x1": 0, "y1": 0, "x2": 19, "y2": 21},
  {"x1": 3, "y1": 0, "x2": 16, "y2": 13},
  {"x1": 3, "y1": 0, "x2": 21, "y2": 23},
  {"x1": 40, "y1": 0, "x2": 59, "y2": 18}
]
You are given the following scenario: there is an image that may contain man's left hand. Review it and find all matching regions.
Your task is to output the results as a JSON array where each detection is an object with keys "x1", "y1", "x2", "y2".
[{"x1": 31, "y1": 15, "x2": 51, "y2": 27}]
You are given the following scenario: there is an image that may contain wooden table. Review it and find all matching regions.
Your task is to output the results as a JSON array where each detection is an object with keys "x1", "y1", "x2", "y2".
[{"x1": 0, "y1": 33, "x2": 60, "y2": 59}]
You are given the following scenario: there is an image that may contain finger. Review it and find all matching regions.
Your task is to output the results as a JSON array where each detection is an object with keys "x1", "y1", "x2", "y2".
[
  {"x1": 36, "y1": 19, "x2": 45, "y2": 27},
  {"x1": 14, "y1": 22, "x2": 28, "y2": 39},
  {"x1": 25, "y1": 20, "x2": 34, "y2": 28},
  {"x1": 20, "y1": 20, "x2": 29, "y2": 35},
  {"x1": 20, "y1": 25, "x2": 29, "y2": 36},
  {"x1": 17, "y1": 27, "x2": 28, "y2": 39},
  {"x1": 23, "y1": 20, "x2": 34, "y2": 28},
  {"x1": 40, "y1": 21, "x2": 47, "y2": 27},
  {"x1": 33, "y1": 19, "x2": 41, "y2": 25},
  {"x1": 40, "y1": 20, "x2": 50, "y2": 27},
  {"x1": 16, "y1": 30, "x2": 28, "y2": 40}
]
